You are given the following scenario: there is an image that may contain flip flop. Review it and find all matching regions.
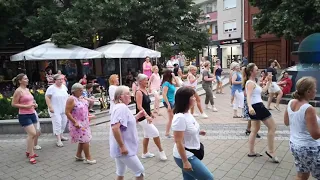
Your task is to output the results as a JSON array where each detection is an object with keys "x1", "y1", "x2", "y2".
[
  {"x1": 265, "y1": 151, "x2": 279, "y2": 163},
  {"x1": 274, "y1": 106, "x2": 281, "y2": 112},
  {"x1": 247, "y1": 153, "x2": 263, "y2": 157},
  {"x1": 233, "y1": 115, "x2": 242, "y2": 118},
  {"x1": 267, "y1": 108, "x2": 273, "y2": 110}
]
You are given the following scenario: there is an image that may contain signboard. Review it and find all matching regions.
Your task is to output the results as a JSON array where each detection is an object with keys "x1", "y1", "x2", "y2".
[{"x1": 219, "y1": 38, "x2": 241, "y2": 45}]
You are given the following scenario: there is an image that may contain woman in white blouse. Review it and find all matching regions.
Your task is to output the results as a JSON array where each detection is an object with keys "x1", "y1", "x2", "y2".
[
  {"x1": 45, "y1": 74, "x2": 69, "y2": 147},
  {"x1": 172, "y1": 87, "x2": 213, "y2": 180},
  {"x1": 108, "y1": 74, "x2": 119, "y2": 114}
]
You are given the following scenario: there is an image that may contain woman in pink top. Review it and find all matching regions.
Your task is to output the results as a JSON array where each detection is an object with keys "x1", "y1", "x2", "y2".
[
  {"x1": 143, "y1": 56, "x2": 152, "y2": 78},
  {"x1": 11, "y1": 74, "x2": 38, "y2": 164},
  {"x1": 148, "y1": 65, "x2": 161, "y2": 114}
]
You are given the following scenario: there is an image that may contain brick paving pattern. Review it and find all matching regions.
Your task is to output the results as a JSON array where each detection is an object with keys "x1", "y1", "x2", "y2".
[{"x1": 0, "y1": 90, "x2": 318, "y2": 180}]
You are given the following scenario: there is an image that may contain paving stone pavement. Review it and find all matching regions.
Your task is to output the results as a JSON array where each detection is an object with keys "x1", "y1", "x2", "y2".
[{"x1": 1, "y1": 90, "x2": 319, "y2": 180}]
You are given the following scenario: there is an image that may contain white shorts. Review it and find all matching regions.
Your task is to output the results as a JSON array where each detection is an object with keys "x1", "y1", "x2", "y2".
[
  {"x1": 115, "y1": 155, "x2": 144, "y2": 177},
  {"x1": 138, "y1": 119, "x2": 160, "y2": 138},
  {"x1": 268, "y1": 82, "x2": 281, "y2": 93}
]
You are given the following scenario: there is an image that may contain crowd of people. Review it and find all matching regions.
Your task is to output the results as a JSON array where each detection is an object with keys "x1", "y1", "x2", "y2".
[{"x1": 9, "y1": 54, "x2": 320, "y2": 180}]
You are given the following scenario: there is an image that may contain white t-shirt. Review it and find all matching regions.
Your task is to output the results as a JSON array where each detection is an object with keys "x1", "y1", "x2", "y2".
[
  {"x1": 108, "y1": 85, "x2": 118, "y2": 114},
  {"x1": 172, "y1": 113, "x2": 200, "y2": 158},
  {"x1": 166, "y1": 59, "x2": 179, "y2": 71},
  {"x1": 45, "y1": 84, "x2": 69, "y2": 114}
]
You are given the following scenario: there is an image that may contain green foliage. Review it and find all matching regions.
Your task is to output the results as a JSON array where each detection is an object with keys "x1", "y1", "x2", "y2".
[
  {"x1": 0, "y1": 91, "x2": 49, "y2": 120},
  {"x1": 249, "y1": 0, "x2": 320, "y2": 39},
  {"x1": 1, "y1": 0, "x2": 208, "y2": 53}
]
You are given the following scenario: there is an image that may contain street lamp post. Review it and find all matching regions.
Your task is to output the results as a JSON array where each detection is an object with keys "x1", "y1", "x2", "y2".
[{"x1": 206, "y1": 24, "x2": 213, "y2": 72}]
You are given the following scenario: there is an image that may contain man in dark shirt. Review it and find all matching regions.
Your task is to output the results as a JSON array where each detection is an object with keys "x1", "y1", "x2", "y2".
[{"x1": 266, "y1": 59, "x2": 283, "y2": 111}]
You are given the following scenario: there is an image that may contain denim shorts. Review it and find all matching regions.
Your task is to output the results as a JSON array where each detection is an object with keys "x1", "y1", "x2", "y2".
[
  {"x1": 18, "y1": 113, "x2": 37, "y2": 127},
  {"x1": 163, "y1": 101, "x2": 175, "y2": 109},
  {"x1": 216, "y1": 76, "x2": 222, "y2": 82}
]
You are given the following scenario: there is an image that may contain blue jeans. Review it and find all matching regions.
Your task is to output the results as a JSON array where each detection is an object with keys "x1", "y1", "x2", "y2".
[{"x1": 174, "y1": 156, "x2": 214, "y2": 180}]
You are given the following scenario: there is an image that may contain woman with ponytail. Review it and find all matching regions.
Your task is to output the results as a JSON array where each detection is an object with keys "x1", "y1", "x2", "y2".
[
  {"x1": 284, "y1": 77, "x2": 320, "y2": 180},
  {"x1": 11, "y1": 74, "x2": 39, "y2": 164},
  {"x1": 243, "y1": 63, "x2": 279, "y2": 163}
]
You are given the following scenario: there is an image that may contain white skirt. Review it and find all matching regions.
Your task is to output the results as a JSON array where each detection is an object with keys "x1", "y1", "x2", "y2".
[{"x1": 138, "y1": 119, "x2": 160, "y2": 138}]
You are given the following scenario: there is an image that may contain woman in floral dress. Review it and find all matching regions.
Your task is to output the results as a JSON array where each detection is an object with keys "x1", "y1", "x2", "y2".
[{"x1": 65, "y1": 83, "x2": 96, "y2": 164}]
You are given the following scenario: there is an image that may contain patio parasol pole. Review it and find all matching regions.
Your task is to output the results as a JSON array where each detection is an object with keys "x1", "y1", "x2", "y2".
[{"x1": 119, "y1": 58, "x2": 122, "y2": 85}]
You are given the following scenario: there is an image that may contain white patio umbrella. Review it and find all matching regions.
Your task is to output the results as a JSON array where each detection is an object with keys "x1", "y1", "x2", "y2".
[
  {"x1": 96, "y1": 39, "x2": 161, "y2": 84},
  {"x1": 10, "y1": 42, "x2": 103, "y2": 61}
]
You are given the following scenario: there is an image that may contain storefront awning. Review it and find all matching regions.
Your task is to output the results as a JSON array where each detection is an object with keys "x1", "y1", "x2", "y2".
[{"x1": 10, "y1": 42, "x2": 103, "y2": 61}]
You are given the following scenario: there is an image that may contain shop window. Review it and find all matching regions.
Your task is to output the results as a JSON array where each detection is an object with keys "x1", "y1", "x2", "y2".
[
  {"x1": 224, "y1": 0, "x2": 236, "y2": 10},
  {"x1": 223, "y1": 20, "x2": 237, "y2": 33}
]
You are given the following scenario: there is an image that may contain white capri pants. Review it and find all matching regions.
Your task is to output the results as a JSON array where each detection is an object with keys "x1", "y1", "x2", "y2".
[
  {"x1": 138, "y1": 119, "x2": 160, "y2": 138},
  {"x1": 115, "y1": 155, "x2": 145, "y2": 177},
  {"x1": 233, "y1": 90, "x2": 244, "y2": 110},
  {"x1": 50, "y1": 112, "x2": 68, "y2": 135}
]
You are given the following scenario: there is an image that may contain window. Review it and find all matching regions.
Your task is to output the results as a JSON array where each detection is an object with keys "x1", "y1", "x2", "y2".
[
  {"x1": 224, "y1": 0, "x2": 236, "y2": 9},
  {"x1": 252, "y1": 15, "x2": 258, "y2": 26},
  {"x1": 223, "y1": 20, "x2": 237, "y2": 33},
  {"x1": 206, "y1": 3, "x2": 212, "y2": 13}
]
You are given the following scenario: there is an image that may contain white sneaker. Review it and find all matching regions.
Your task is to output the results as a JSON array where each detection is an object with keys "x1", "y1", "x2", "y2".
[
  {"x1": 159, "y1": 151, "x2": 167, "y2": 161},
  {"x1": 141, "y1": 152, "x2": 155, "y2": 159},
  {"x1": 201, "y1": 113, "x2": 208, "y2": 118},
  {"x1": 212, "y1": 107, "x2": 218, "y2": 112},
  {"x1": 83, "y1": 159, "x2": 97, "y2": 164},
  {"x1": 61, "y1": 136, "x2": 69, "y2": 141},
  {"x1": 34, "y1": 145, "x2": 42, "y2": 150},
  {"x1": 56, "y1": 141, "x2": 64, "y2": 147},
  {"x1": 193, "y1": 113, "x2": 200, "y2": 117}
]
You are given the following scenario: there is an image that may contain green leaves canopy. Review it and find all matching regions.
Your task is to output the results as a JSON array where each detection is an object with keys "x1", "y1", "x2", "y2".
[
  {"x1": 1, "y1": 0, "x2": 208, "y2": 57},
  {"x1": 249, "y1": 0, "x2": 320, "y2": 39}
]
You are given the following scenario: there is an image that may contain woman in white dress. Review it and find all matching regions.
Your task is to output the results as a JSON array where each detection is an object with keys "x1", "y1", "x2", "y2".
[
  {"x1": 45, "y1": 74, "x2": 69, "y2": 147},
  {"x1": 108, "y1": 74, "x2": 119, "y2": 114}
]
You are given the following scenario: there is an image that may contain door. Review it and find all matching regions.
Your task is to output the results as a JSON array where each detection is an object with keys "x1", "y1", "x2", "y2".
[{"x1": 250, "y1": 41, "x2": 281, "y2": 69}]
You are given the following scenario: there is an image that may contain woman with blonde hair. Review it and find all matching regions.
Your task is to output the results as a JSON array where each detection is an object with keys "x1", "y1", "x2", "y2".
[
  {"x1": 243, "y1": 63, "x2": 278, "y2": 162},
  {"x1": 65, "y1": 83, "x2": 96, "y2": 164},
  {"x1": 108, "y1": 74, "x2": 119, "y2": 114},
  {"x1": 12, "y1": 74, "x2": 39, "y2": 164},
  {"x1": 136, "y1": 74, "x2": 167, "y2": 160},
  {"x1": 110, "y1": 86, "x2": 147, "y2": 180},
  {"x1": 231, "y1": 63, "x2": 244, "y2": 118},
  {"x1": 148, "y1": 66, "x2": 161, "y2": 114},
  {"x1": 202, "y1": 61, "x2": 218, "y2": 112},
  {"x1": 186, "y1": 65, "x2": 208, "y2": 118},
  {"x1": 284, "y1": 77, "x2": 320, "y2": 180},
  {"x1": 45, "y1": 74, "x2": 69, "y2": 147}
]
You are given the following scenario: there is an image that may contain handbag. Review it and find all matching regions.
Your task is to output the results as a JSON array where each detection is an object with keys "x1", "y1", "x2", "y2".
[{"x1": 185, "y1": 142, "x2": 204, "y2": 160}]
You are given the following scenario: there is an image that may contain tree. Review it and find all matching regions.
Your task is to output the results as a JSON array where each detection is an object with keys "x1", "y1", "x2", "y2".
[
  {"x1": 1, "y1": 0, "x2": 208, "y2": 57},
  {"x1": 249, "y1": 0, "x2": 320, "y2": 39}
]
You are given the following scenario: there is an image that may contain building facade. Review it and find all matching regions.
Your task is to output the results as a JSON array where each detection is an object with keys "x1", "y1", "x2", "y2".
[
  {"x1": 195, "y1": 0, "x2": 243, "y2": 68},
  {"x1": 243, "y1": 0, "x2": 299, "y2": 68}
]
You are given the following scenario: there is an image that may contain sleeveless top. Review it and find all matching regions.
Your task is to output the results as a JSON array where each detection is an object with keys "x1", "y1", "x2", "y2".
[
  {"x1": 231, "y1": 72, "x2": 243, "y2": 95},
  {"x1": 143, "y1": 62, "x2": 152, "y2": 78},
  {"x1": 19, "y1": 91, "x2": 35, "y2": 114},
  {"x1": 135, "y1": 90, "x2": 151, "y2": 122},
  {"x1": 185, "y1": 73, "x2": 197, "y2": 90},
  {"x1": 245, "y1": 80, "x2": 262, "y2": 105},
  {"x1": 287, "y1": 100, "x2": 320, "y2": 147},
  {"x1": 215, "y1": 66, "x2": 222, "y2": 76}
]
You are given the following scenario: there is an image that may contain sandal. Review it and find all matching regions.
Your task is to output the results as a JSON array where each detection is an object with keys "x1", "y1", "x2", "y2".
[
  {"x1": 265, "y1": 151, "x2": 280, "y2": 163},
  {"x1": 248, "y1": 153, "x2": 263, "y2": 157},
  {"x1": 244, "y1": 130, "x2": 261, "y2": 138},
  {"x1": 56, "y1": 141, "x2": 64, "y2": 147},
  {"x1": 29, "y1": 154, "x2": 37, "y2": 164},
  {"x1": 233, "y1": 115, "x2": 242, "y2": 118},
  {"x1": 274, "y1": 106, "x2": 281, "y2": 112},
  {"x1": 26, "y1": 152, "x2": 39, "y2": 157}
]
